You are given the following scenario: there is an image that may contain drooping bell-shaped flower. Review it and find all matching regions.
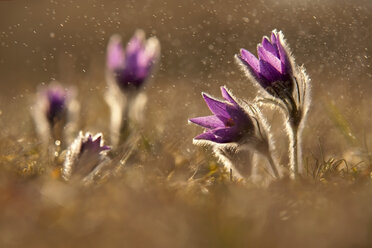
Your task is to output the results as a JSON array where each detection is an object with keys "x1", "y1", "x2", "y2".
[
  {"x1": 106, "y1": 30, "x2": 160, "y2": 91},
  {"x1": 189, "y1": 86, "x2": 280, "y2": 179},
  {"x1": 62, "y1": 132, "x2": 110, "y2": 182}
]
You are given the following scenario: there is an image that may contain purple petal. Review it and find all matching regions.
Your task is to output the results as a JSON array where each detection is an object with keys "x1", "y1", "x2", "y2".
[
  {"x1": 213, "y1": 127, "x2": 237, "y2": 138},
  {"x1": 93, "y1": 136, "x2": 101, "y2": 146},
  {"x1": 259, "y1": 60, "x2": 283, "y2": 83},
  {"x1": 124, "y1": 33, "x2": 145, "y2": 72},
  {"x1": 125, "y1": 31, "x2": 145, "y2": 56},
  {"x1": 102, "y1": 145, "x2": 111, "y2": 151},
  {"x1": 194, "y1": 128, "x2": 234, "y2": 143},
  {"x1": 189, "y1": 115, "x2": 225, "y2": 129},
  {"x1": 202, "y1": 93, "x2": 230, "y2": 120},
  {"x1": 271, "y1": 32, "x2": 278, "y2": 46},
  {"x1": 237, "y1": 55, "x2": 268, "y2": 88},
  {"x1": 225, "y1": 104, "x2": 251, "y2": 127},
  {"x1": 194, "y1": 131, "x2": 218, "y2": 142},
  {"x1": 272, "y1": 31, "x2": 291, "y2": 75},
  {"x1": 220, "y1": 87, "x2": 237, "y2": 105},
  {"x1": 240, "y1": 48, "x2": 260, "y2": 74},
  {"x1": 81, "y1": 135, "x2": 110, "y2": 154},
  {"x1": 262, "y1": 37, "x2": 279, "y2": 57},
  {"x1": 277, "y1": 40, "x2": 291, "y2": 74},
  {"x1": 107, "y1": 35, "x2": 125, "y2": 71},
  {"x1": 258, "y1": 45, "x2": 283, "y2": 74}
]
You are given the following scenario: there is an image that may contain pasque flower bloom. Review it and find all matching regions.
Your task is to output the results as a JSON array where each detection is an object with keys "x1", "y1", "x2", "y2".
[
  {"x1": 32, "y1": 82, "x2": 80, "y2": 148},
  {"x1": 45, "y1": 84, "x2": 67, "y2": 125},
  {"x1": 80, "y1": 134, "x2": 110, "y2": 155},
  {"x1": 106, "y1": 30, "x2": 160, "y2": 91},
  {"x1": 189, "y1": 86, "x2": 253, "y2": 144},
  {"x1": 189, "y1": 86, "x2": 280, "y2": 179},
  {"x1": 105, "y1": 30, "x2": 160, "y2": 147},
  {"x1": 236, "y1": 30, "x2": 311, "y2": 179},
  {"x1": 62, "y1": 132, "x2": 110, "y2": 182},
  {"x1": 236, "y1": 30, "x2": 293, "y2": 97}
]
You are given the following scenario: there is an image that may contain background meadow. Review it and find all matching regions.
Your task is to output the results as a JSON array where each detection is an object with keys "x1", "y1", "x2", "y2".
[{"x1": 0, "y1": 0, "x2": 371, "y2": 247}]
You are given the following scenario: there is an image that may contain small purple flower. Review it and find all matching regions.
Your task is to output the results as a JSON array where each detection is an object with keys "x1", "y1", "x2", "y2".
[
  {"x1": 32, "y1": 82, "x2": 80, "y2": 147},
  {"x1": 236, "y1": 30, "x2": 293, "y2": 96},
  {"x1": 63, "y1": 132, "x2": 111, "y2": 181},
  {"x1": 189, "y1": 86, "x2": 253, "y2": 144},
  {"x1": 106, "y1": 30, "x2": 160, "y2": 91},
  {"x1": 80, "y1": 134, "x2": 110, "y2": 156},
  {"x1": 45, "y1": 84, "x2": 67, "y2": 125}
]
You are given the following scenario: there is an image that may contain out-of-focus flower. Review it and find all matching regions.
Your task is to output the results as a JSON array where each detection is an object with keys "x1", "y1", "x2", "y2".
[
  {"x1": 105, "y1": 30, "x2": 160, "y2": 147},
  {"x1": 62, "y1": 132, "x2": 110, "y2": 182},
  {"x1": 80, "y1": 134, "x2": 110, "y2": 155},
  {"x1": 189, "y1": 86, "x2": 253, "y2": 144},
  {"x1": 32, "y1": 82, "x2": 79, "y2": 148},
  {"x1": 106, "y1": 30, "x2": 160, "y2": 91},
  {"x1": 45, "y1": 84, "x2": 67, "y2": 125},
  {"x1": 189, "y1": 86, "x2": 280, "y2": 179}
]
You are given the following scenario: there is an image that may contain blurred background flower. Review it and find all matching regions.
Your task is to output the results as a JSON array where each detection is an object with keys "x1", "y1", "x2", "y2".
[
  {"x1": 105, "y1": 30, "x2": 160, "y2": 147},
  {"x1": 31, "y1": 82, "x2": 79, "y2": 149},
  {"x1": 106, "y1": 30, "x2": 160, "y2": 91},
  {"x1": 62, "y1": 131, "x2": 110, "y2": 182}
]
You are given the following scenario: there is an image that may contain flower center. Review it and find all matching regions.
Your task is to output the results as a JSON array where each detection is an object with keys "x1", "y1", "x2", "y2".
[{"x1": 225, "y1": 118, "x2": 235, "y2": 127}]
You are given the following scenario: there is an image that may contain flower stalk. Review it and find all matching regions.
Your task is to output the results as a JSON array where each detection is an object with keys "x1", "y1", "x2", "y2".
[
  {"x1": 289, "y1": 123, "x2": 299, "y2": 178},
  {"x1": 266, "y1": 148, "x2": 280, "y2": 179}
]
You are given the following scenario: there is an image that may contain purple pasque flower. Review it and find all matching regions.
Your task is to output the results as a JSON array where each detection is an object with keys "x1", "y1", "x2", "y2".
[
  {"x1": 32, "y1": 81, "x2": 80, "y2": 147},
  {"x1": 62, "y1": 132, "x2": 110, "y2": 181},
  {"x1": 80, "y1": 134, "x2": 111, "y2": 156},
  {"x1": 189, "y1": 86, "x2": 253, "y2": 144},
  {"x1": 189, "y1": 87, "x2": 281, "y2": 179},
  {"x1": 106, "y1": 30, "x2": 160, "y2": 91},
  {"x1": 236, "y1": 30, "x2": 311, "y2": 179},
  {"x1": 45, "y1": 84, "x2": 67, "y2": 125},
  {"x1": 236, "y1": 30, "x2": 293, "y2": 97}
]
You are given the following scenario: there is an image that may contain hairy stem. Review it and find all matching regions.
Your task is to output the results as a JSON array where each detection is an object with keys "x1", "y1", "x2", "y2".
[
  {"x1": 267, "y1": 152, "x2": 280, "y2": 179},
  {"x1": 213, "y1": 147, "x2": 244, "y2": 180},
  {"x1": 118, "y1": 104, "x2": 130, "y2": 145},
  {"x1": 289, "y1": 123, "x2": 301, "y2": 179},
  {"x1": 118, "y1": 92, "x2": 136, "y2": 146}
]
